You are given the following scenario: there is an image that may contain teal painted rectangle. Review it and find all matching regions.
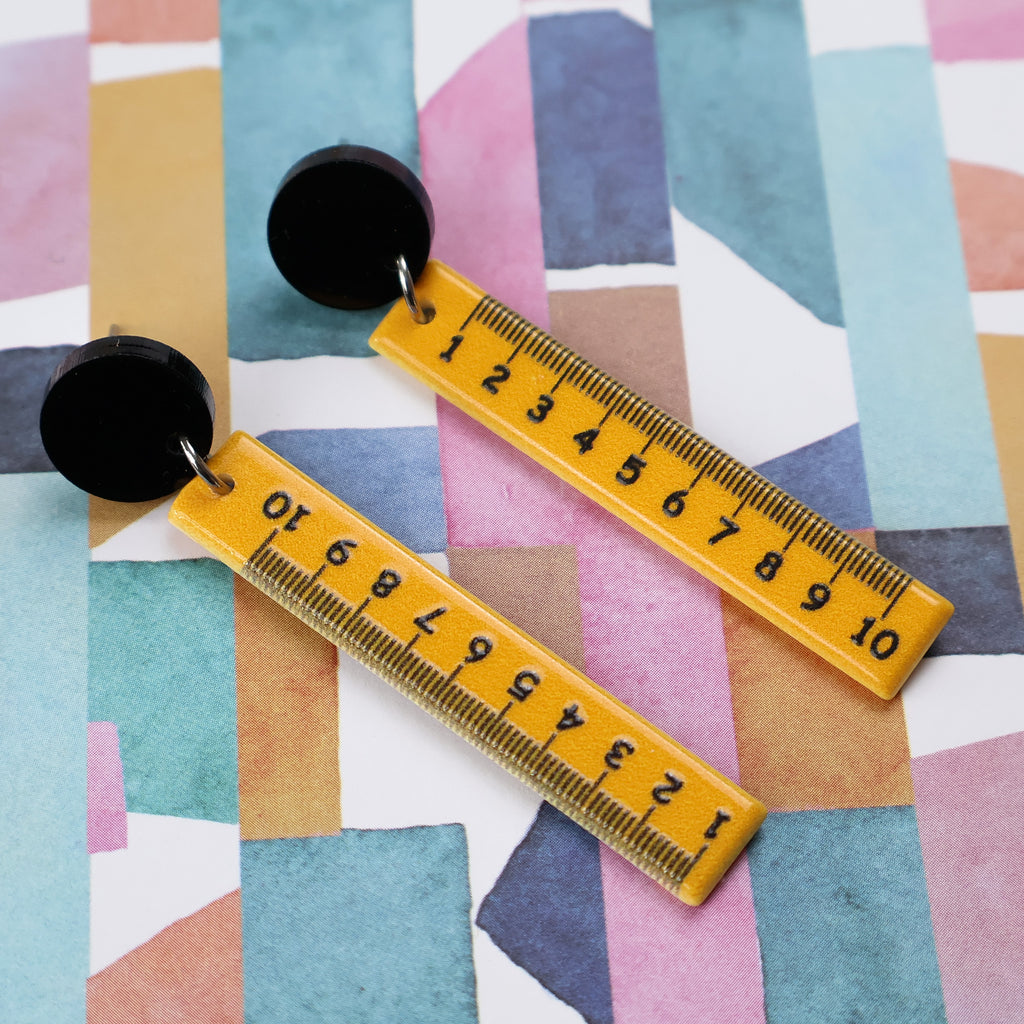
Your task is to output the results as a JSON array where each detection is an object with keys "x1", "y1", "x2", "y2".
[
  {"x1": 0, "y1": 474, "x2": 88, "y2": 1024},
  {"x1": 748, "y1": 807, "x2": 947, "y2": 1023},
  {"x1": 89, "y1": 558, "x2": 238, "y2": 823},
  {"x1": 811, "y1": 47, "x2": 1005, "y2": 530},
  {"x1": 650, "y1": 0, "x2": 842, "y2": 325},
  {"x1": 242, "y1": 828, "x2": 479, "y2": 1023},
  {"x1": 221, "y1": 0, "x2": 418, "y2": 360}
]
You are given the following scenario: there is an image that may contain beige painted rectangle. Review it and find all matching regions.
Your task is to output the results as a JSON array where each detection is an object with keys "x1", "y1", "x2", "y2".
[{"x1": 89, "y1": 70, "x2": 229, "y2": 546}]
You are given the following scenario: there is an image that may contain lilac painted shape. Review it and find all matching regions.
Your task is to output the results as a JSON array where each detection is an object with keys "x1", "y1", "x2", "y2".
[
  {"x1": 576, "y1": 526, "x2": 741, "y2": 775},
  {"x1": 87, "y1": 722, "x2": 128, "y2": 854},
  {"x1": 599, "y1": 845, "x2": 765, "y2": 1023},
  {"x1": 911, "y1": 731, "x2": 1024, "y2": 1024},
  {"x1": 571, "y1": 468, "x2": 760, "y2": 1021},
  {"x1": 436, "y1": 402, "x2": 599, "y2": 548},
  {"x1": 926, "y1": 0, "x2": 1024, "y2": 60},
  {"x1": 0, "y1": 36, "x2": 89, "y2": 301},
  {"x1": 419, "y1": 19, "x2": 549, "y2": 328}
]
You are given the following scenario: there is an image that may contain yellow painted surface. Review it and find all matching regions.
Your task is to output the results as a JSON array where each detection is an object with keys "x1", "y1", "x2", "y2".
[
  {"x1": 171, "y1": 432, "x2": 765, "y2": 905},
  {"x1": 371, "y1": 260, "x2": 954, "y2": 698},
  {"x1": 978, "y1": 334, "x2": 1024, "y2": 596},
  {"x1": 89, "y1": 69, "x2": 229, "y2": 545}
]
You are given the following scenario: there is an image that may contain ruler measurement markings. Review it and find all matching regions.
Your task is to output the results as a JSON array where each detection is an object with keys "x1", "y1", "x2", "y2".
[
  {"x1": 370, "y1": 264, "x2": 954, "y2": 697},
  {"x1": 173, "y1": 381, "x2": 873, "y2": 907},
  {"x1": 242, "y1": 529, "x2": 733, "y2": 882}
]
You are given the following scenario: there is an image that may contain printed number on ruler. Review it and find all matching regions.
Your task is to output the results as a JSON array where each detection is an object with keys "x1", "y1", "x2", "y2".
[
  {"x1": 371, "y1": 261, "x2": 954, "y2": 700},
  {"x1": 171, "y1": 432, "x2": 766, "y2": 906}
]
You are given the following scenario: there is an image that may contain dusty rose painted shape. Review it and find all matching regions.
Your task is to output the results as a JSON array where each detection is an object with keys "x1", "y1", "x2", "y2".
[{"x1": 0, "y1": 36, "x2": 89, "y2": 302}]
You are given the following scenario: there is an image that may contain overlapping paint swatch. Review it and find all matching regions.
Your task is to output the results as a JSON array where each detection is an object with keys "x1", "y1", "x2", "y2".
[
  {"x1": 477, "y1": 802, "x2": 612, "y2": 1024},
  {"x1": 812, "y1": 46, "x2": 1004, "y2": 531},
  {"x1": 88, "y1": 722, "x2": 128, "y2": 854},
  {"x1": 90, "y1": 0, "x2": 220, "y2": 42},
  {"x1": 89, "y1": 559, "x2": 238, "y2": 823},
  {"x1": 87, "y1": 890, "x2": 242, "y2": 1023},
  {"x1": 977, "y1": 333, "x2": 1024, "y2": 595},
  {"x1": 721, "y1": 580, "x2": 916, "y2": 812},
  {"x1": 926, "y1": 0, "x2": 1024, "y2": 60},
  {"x1": 599, "y1": 841, "x2": 764, "y2": 1024},
  {"x1": 529, "y1": 12, "x2": 674, "y2": 269},
  {"x1": 234, "y1": 579, "x2": 340, "y2": 840},
  {"x1": 912, "y1": 731, "x2": 1024, "y2": 1024},
  {"x1": 754, "y1": 425, "x2": 872, "y2": 532},
  {"x1": 88, "y1": 68, "x2": 229, "y2": 546},
  {"x1": 221, "y1": 0, "x2": 418, "y2": 360},
  {"x1": 258, "y1": 427, "x2": 447, "y2": 553},
  {"x1": 651, "y1": 0, "x2": 842, "y2": 325},
  {"x1": 875, "y1": 526, "x2": 1024, "y2": 656},
  {"x1": 950, "y1": 162, "x2": 1024, "y2": 291},
  {"x1": 241, "y1": 828, "x2": 477, "y2": 1023},
  {"x1": 547, "y1": 286, "x2": 689, "y2": 424},
  {"x1": 0, "y1": 36, "x2": 88, "y2": 303},
  {"x1": 445, "y1": 544, "x2": 586, "y2": 671},
  {"x1": 420, "y1": 19, "x2": 547, "y2": 327},
  {"x1": 748, "y1": 807, "x2": 947, "y2": 1024},
  {"x1": 0, "y1": 346, "x2": 76, "y2": 473},
  {"x1": 0, "y1": 475, "x2": 89, "y2": 1024}
]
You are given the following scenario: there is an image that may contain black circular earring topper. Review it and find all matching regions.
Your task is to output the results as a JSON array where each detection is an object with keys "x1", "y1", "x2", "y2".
[
  {"x1": 39, "y1": 335, "x2": 216, "y2": 503},
  {"x1": 267, "y1": 144, "x2": 434, "y2": 310}
]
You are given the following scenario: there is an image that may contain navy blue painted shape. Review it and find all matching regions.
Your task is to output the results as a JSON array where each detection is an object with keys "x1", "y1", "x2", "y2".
[
  {"x1": 259, "y1": 427, "x2": 448, "y2": 554},
  {"x1": 650, "y1": 0, "x2": 843, "y2": 325},
  {"x1": 875, "y1": 525, "x2": 1024, "y2": 656},
  {"x1": 529, "y1": 12, "x2": 675, "y2": 269},
  {"x1": 476, "y1": 802, "x2": 613, "y2": 1024},
  {"x1": 747, "y1": 807, "x2": 947, "y2": 1024},
  {"x1": 754, "y1": 424, "x2": 873, "y2": 532},
  {"x1": 1, "y1": 346, "x2": 76, "y2": 473}
]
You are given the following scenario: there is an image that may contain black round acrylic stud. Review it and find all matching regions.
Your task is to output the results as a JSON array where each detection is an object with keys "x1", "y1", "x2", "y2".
[
  {"x1": 39, "y1": 335, "x2": 215, "y2": 503},
  {"x1": 267, "y1": 144, "x2": 434, "y2": 310}
]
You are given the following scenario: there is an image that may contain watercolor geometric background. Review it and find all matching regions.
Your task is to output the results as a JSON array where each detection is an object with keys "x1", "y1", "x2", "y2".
[{"x1": 2, "y1": 1, "x2": 1023, "y2": 1022}]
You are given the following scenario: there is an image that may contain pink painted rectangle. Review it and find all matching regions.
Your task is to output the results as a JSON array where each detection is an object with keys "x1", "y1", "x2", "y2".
[
  {"x1": 421, "y1": 16, "x2": 569, "y2": 553},
  {"x1": 911, "y1": 731, "x2": 1024, "y2": 1024},
  {"x1": 577, "y1": 526, "x2": 741, "y2": 776},
  {"x1": 0, "y1": 36, "x2": 89, "y2": 302},
  {"x1": 88, "y1": 722, "x2": 127, "y2": 854},
  {"x1": 600, "y1": 845, "x2": 765, "y2": 1023},
  {"x1": 926, "y1": 0, "x2": 1024, "y2": 60},
  {"x1": 419, "y1": 19, "x2": 548, "y2": 330}
]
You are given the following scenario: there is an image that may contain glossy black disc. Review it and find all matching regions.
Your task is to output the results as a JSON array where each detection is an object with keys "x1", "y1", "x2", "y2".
[
  {"x1": 267, "y1": 144, "x2": 434, "y2": 309},
  {"x1": 39, "y1": 335, "x2": 215, "y2": 502}
]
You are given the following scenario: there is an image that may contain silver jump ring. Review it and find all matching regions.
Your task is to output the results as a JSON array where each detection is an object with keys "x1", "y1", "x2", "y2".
[
  {"x1": 178, "y1": 435, "x2": 233, "y2": 496},
  {"x1": 396, "y1": 254, "x2": 435, "y2": 325}
]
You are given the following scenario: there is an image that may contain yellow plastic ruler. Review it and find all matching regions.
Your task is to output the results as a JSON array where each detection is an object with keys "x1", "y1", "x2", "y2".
[
  {"x1": 171, "y1": 432, "x2": 766, "y2": 905},
  {"x1": 371, "y1": 260, "x2": 954, "y2": 699}
]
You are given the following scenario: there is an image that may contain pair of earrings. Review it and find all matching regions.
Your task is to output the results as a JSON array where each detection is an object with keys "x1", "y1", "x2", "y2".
[{"x1": 37, "y1": 143, "x2": 768, "y2": 907}]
